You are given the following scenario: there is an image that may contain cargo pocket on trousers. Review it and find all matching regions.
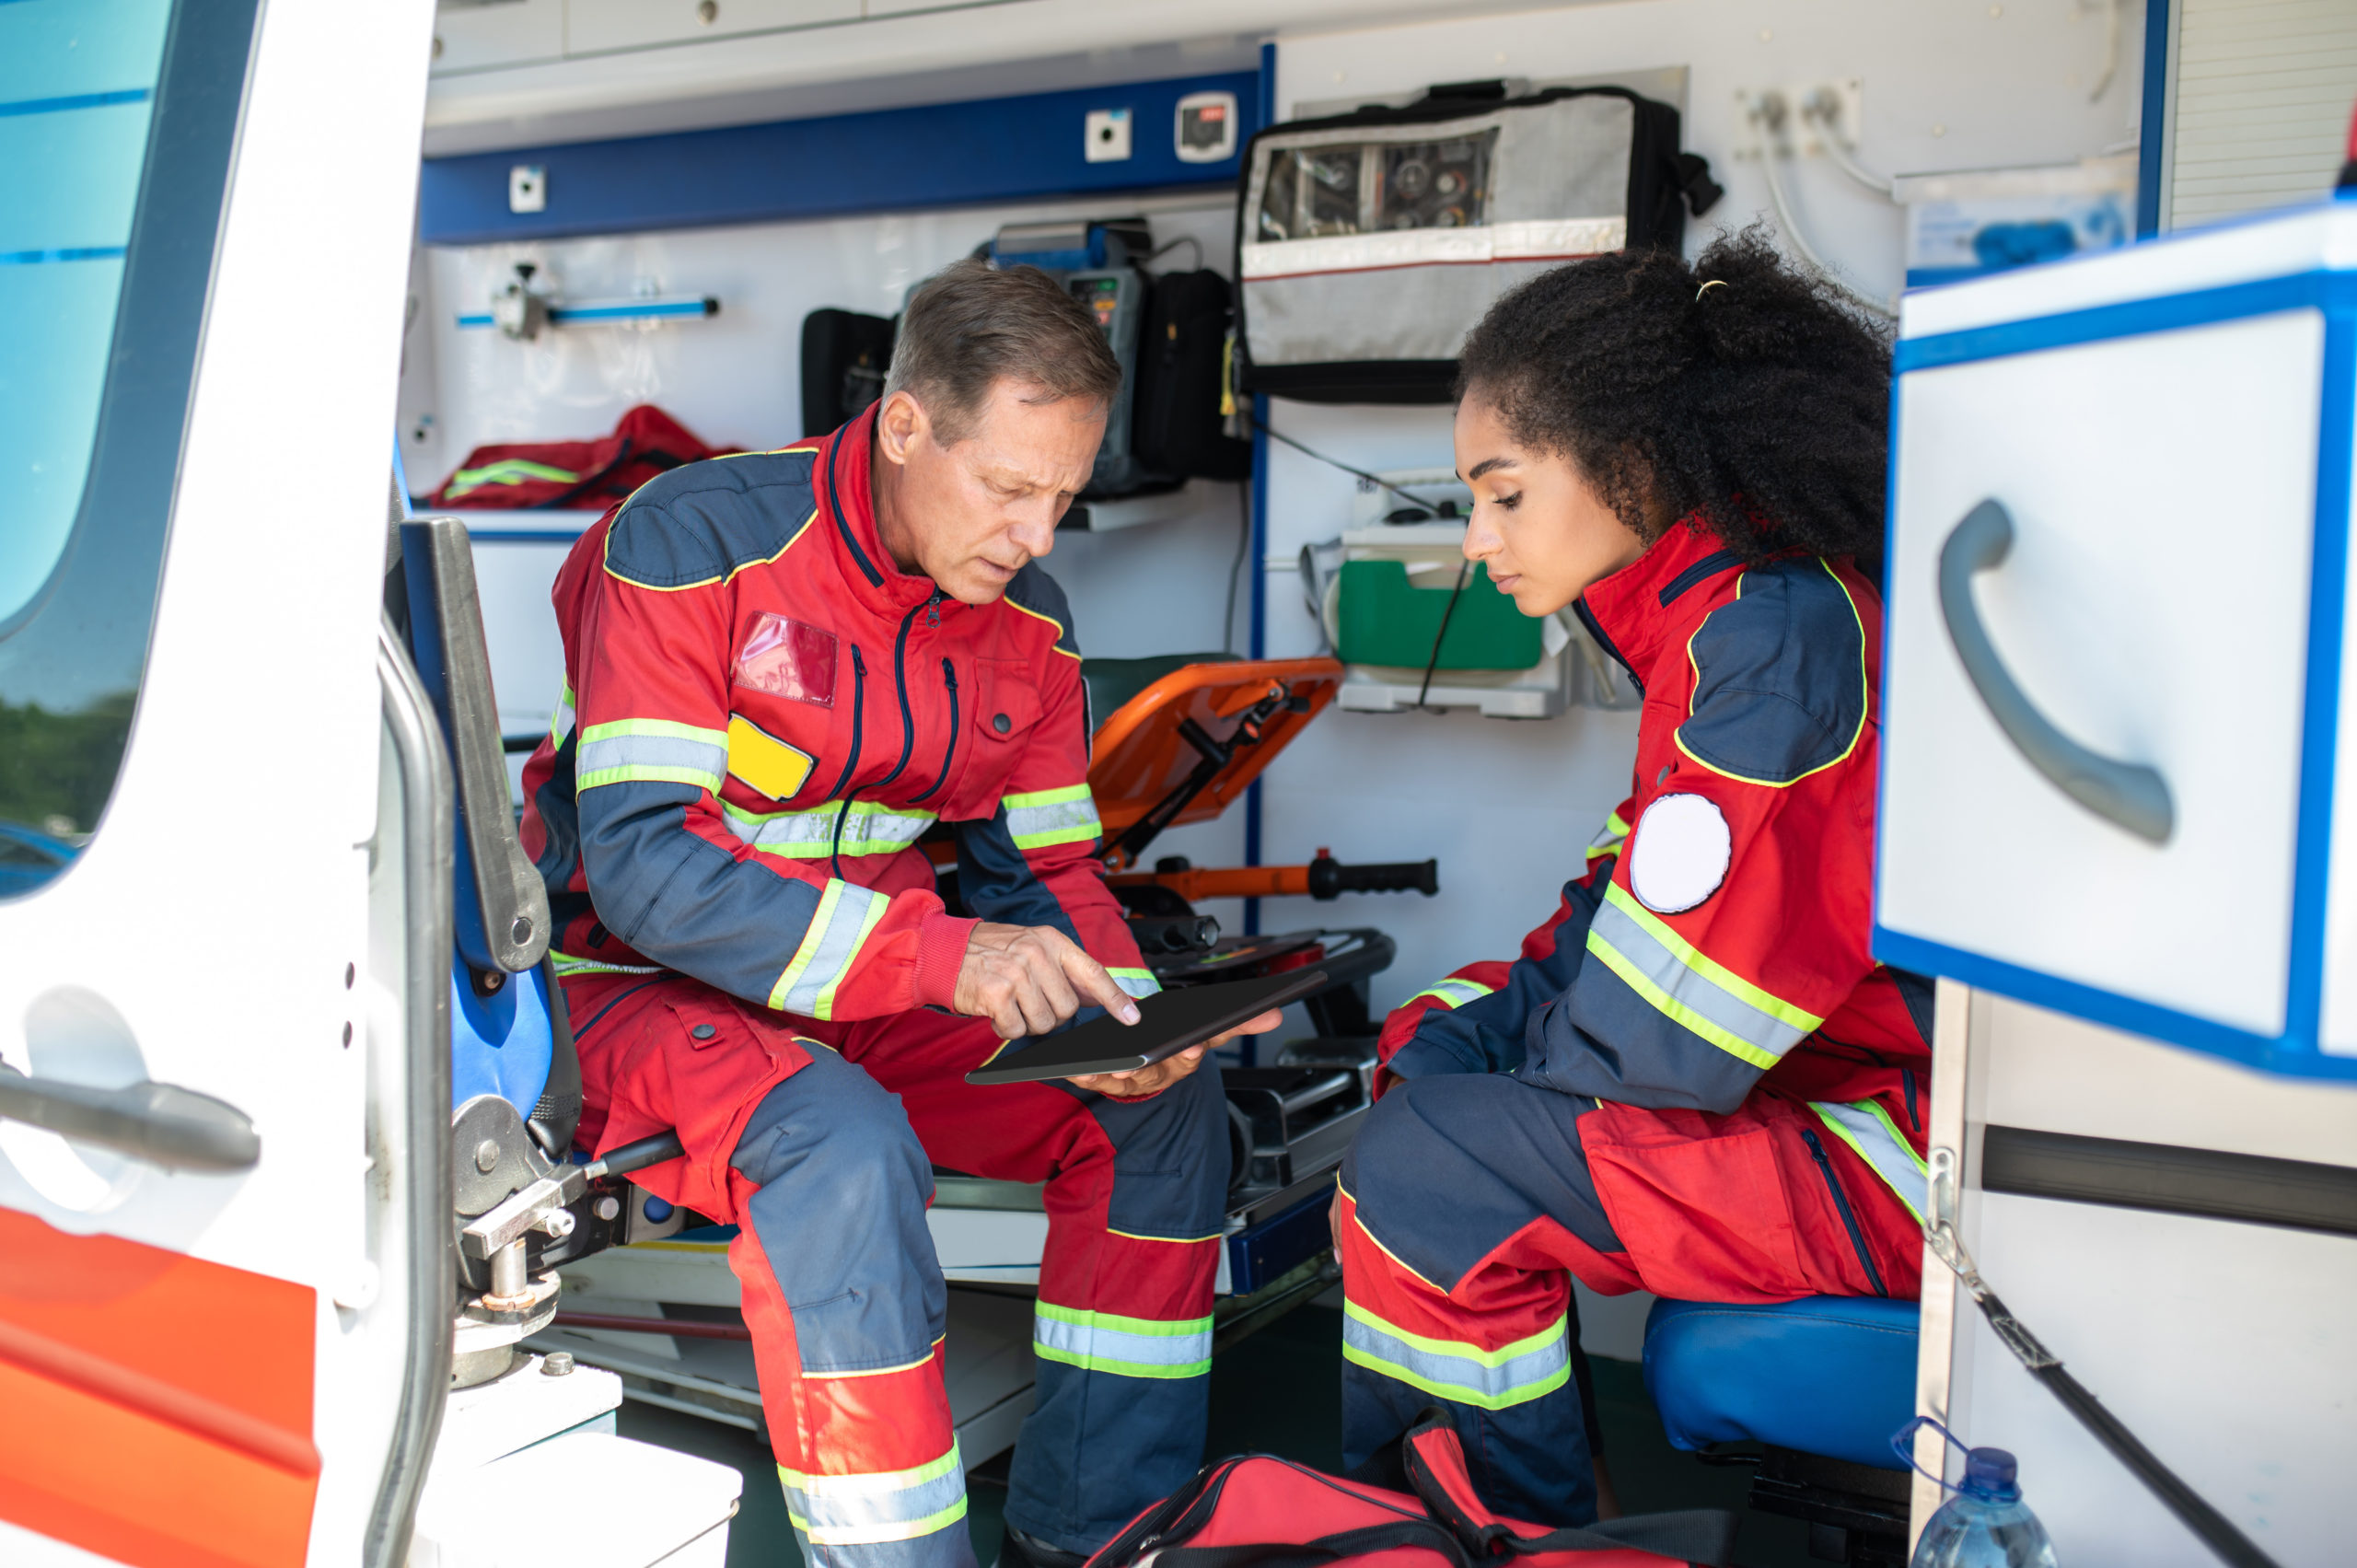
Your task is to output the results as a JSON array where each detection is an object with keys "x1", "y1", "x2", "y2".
[{"x1": 1579, "y1": 1115, "x2": 1812, "y2": 1303}]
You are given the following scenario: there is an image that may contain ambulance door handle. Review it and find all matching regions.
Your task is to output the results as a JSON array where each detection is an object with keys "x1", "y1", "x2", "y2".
[
  {"x1": 1939, "y1": 499, "x2": 2175, "y2": 844},
  {"x1": 0, "y1": 1062, "x2": 260, "y2": 1173}
]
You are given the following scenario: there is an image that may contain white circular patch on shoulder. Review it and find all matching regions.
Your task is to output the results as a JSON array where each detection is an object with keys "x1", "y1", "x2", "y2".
[{"x1": 1629, "y1": 793, "x2": 1733, "y2": 914}]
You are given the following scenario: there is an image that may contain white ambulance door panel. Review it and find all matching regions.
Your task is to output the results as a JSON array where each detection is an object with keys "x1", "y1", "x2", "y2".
[
  {"x1": 1878, "y1": 309, "x2": 2325, "y2": 1042},
  {"x1": 0, "y1": 2, "x2": 439, "y2": 1565}
]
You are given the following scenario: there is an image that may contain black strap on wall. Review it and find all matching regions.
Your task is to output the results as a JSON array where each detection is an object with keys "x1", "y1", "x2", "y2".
[{"x1": 1980, "y1": 1125, "x2": 2357, "y2": 1237}]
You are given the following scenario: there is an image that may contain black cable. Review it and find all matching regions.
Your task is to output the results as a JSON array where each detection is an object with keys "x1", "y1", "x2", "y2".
[
  {"x1": 1145, "y1": 235, "x2": 1206, "y2": 272},
  {"x1": 1414, "y1": 559, "x2": 1470, "y2": 711},
  {"x1": 1242, "y1": 410, "x2": 1440, "y2": 512}
]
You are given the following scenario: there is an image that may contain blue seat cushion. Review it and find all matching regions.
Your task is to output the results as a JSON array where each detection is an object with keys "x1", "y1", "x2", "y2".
[{"x1": 1641, "y1": 1296, "x2": 1920, "y2": 1471}]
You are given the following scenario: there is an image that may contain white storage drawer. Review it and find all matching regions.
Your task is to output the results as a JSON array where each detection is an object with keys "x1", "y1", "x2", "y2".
[
  {"x1": 1875, "y1": 199, "x2": 2357, "y2": 1080},
  {"x1": 563, "y1": 0, "x2": 859, "y2": 54}
]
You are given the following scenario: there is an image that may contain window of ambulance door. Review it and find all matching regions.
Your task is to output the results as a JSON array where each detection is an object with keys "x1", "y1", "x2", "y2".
[{"x1": 0, "y1": 0, "x2": 254, "y2": 897}]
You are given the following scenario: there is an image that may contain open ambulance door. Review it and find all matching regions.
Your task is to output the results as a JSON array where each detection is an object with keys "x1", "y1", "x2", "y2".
[{"x1": 0, "y1": 2, "x2": 444, "y2": 1564}]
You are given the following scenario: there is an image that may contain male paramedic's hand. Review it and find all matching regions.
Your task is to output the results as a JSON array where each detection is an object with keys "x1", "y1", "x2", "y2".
[
  {"x1": 1069, "y1": 1009, "x2": 1283, "y2": 1099},
  {"x1": 956, "y1": 922, "x2": 1142, "y2": 1040}
]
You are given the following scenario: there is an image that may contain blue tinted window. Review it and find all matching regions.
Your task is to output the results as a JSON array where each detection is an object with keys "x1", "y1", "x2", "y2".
[
  {"x1": 0, "y1": 0, "x2": 257, "y2": 892},
  {"x1": 0, "y1": 0, "x2": 173, "y2": 625}
]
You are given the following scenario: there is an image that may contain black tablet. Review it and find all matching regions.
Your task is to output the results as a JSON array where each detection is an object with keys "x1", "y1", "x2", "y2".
[{"x1": 965, "y1": 968, "x2": 1329, "y2": 1086}]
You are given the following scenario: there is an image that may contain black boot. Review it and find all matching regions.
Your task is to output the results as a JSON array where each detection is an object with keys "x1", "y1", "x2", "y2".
[{"x1": 996, "y1": 1523, "x2": 1089, "y2": 1568}]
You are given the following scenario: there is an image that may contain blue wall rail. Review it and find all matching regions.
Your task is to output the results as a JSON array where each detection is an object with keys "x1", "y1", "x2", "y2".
[{"x1": 418, "y1": 70, "x2": 1261, "y2": 247}]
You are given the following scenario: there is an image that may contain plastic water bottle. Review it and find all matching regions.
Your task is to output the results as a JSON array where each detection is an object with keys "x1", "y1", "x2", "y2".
[{"x1": 1909, "y1": 1445, "x2": 2058, "y2": 1568}]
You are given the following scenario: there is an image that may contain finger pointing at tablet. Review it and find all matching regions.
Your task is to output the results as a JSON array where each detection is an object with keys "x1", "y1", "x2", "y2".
[{"x1": 954, "y1": 923, "x2": 1143, "y2": 1040}]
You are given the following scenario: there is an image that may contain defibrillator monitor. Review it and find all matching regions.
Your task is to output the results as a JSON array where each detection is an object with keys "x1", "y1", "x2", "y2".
[{"x1": 965, "y1": 968, "x2": 1329, "y2": 1086}]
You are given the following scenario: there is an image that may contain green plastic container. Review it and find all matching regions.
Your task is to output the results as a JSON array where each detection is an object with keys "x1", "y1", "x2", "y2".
[{"x1": 1336, "y1": 560, "x2": 1542, "y2": 670}]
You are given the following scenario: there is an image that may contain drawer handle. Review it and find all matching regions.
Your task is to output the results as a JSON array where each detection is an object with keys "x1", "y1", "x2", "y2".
[{"x1": 1939, "y1": 499, "x2": 2175, "y2": 844}]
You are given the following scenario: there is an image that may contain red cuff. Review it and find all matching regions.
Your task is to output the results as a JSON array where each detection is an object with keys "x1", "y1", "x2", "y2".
[{"x1": 913, "y1": 912, "x2": 980, "y2": 1010}]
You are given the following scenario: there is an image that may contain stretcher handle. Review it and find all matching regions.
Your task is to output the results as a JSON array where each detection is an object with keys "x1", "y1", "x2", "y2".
[
  {"x1": 587, "y1": 1128, "x2": 686, "y2": 1180},
  {"x1": 1306, "y1": 854, "x2": 1439, "y2": 900},
  {"x1": 1938, "y1": 499, "x2": 2174, "y2": 844}
]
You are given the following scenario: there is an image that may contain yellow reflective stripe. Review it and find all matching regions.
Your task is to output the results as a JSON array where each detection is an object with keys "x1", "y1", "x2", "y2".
[
  {"x1": 1340, "y1": 1300, "x2": 1570, "y2": 1411},
  {"x1": 549, "y1": 679, "x2": 575, "y2": 749},
  {"x1": 575, "y1": 717, "x2": 727, "y2": 792},
  {"x1": 1809, "y1": 1099, "x2": 1931, "y2": 1226},
  {"x1": 1585, "y1": 808, "x2": 1631, "y2": 861},
  {"x1": 447, "y1": 458, "x2": 578, "y2": 496},
  {"x1": 1033, "y1": 1303, "x2": 1213, "y2": 1378},
  {"x1": 550, "y1": 949, "x2": 664, "y2": 977},
  {"x1": 1585, "y1": 883, "x2": 1824, "y2": 1072},
  {"x1": 779, "y1": 1443, "x2": 967, "y2": 1546},
  {"x1": 1107, "y1": 967, "x2": 1162, "y2": 999},
  {"x1": 768, "y1": 880, "x2": 891, "y2": 1018},
  {"x1": 723, "y1": 799, "x2": 936, "y2": 859},
  {"x1": 1004, "y1": 784, "x2": 1100, "y2": 849},
  {"x1": 1410, "y1": 978, "x2": 1493, "y2": 1010},
  {"x1": 810, "y1": 889, "x2": 890, "y2": 1020},
  {"x1": 1004, "y1": 598, "x2": 1081, "y2": 658}
]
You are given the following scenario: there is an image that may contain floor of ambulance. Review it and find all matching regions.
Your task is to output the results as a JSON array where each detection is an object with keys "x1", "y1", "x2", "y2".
[{"x1": 616, "y1": 1302, "x2": 1818, "y2": 1568}]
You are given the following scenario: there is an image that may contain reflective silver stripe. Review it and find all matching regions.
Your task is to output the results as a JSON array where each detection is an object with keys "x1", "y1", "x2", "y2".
[
  {"x1": 779, "y1": 1445, "x2": 967, "y2": 1546},
  {"x1": 1809, "y1": 1100, "x2": 1930, "y2": 1225},
  {"x1": 1032, "y1": 1305, "x2": 1213, "y2": 1378},
  {"x1": 770, "y1": 880, "x2": 890, "y2": 1018},
  {"x1": 1410, "y1": 978, "x2": 1492, "y2": 1010},
  {"x1": 1108, "y1": 968, "x2": 1163, "y2": 1000},
  {"x1": 1585, "y1": 885, "x2": 1818, "y2": 1071},
  {"x1": 1004, "y1": 785, "x2": 1101, "y2": 849},
  {"x1": 723, "y1": 800, "x2": 936, "y2": 860},
  {"x1": 1340, "y1": 1301, "x2": 1569, "y2": 1411},
  {"x1": 575, "y1": 720, "x2": 727, "y2": 791},
  {"x1": 550, "y1": 680, "x2": 575, "y2": 748},
  {"x1": 1585, "y1": 810, "x2": 1630, "y2": 861}
]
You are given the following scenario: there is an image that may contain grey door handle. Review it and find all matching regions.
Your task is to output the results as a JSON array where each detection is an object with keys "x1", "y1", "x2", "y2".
[
  {"x1": 1939, "y1": 499, "x2": 2175, "y2": 844},
  {"x1": 0, "y1": 1062, "x2": 260, "y2": 1173}
]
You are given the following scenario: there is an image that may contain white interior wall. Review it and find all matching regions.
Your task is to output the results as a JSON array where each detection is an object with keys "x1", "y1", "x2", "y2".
[{"x1": 1246, "y1": 0, "x2": 2145, "y2": 1005}]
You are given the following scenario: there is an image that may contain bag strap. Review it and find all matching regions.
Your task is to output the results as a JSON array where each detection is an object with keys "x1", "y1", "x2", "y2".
[
  {"x1": 1400, "y1": 1411, "x2": 1736, "y2": 1568},
  {"x1": 1150, "y1": 1520, "x2": 1472, "y2": 1568}
]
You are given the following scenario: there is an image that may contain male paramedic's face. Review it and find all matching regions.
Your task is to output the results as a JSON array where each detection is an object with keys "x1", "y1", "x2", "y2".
[
  {"x1": 872, "y1": 379, "x2": 1107, "y2": 605},
  {"x1": 1454, "y1": 391, "x2": 1647, "y2": 618}
]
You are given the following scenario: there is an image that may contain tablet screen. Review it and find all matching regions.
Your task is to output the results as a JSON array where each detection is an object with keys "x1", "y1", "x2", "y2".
[{"x1": 965, "y1": 968, "x2": 1329, "y2": 1086}]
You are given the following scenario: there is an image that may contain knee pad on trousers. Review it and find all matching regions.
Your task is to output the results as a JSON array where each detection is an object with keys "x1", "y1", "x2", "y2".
[
  {"x1": 1070, "y1": 1063, "x2": 1230, "y2": 1241},
  {"x1": 732, "y1": 1046, "x2": 945, "y2": 1373}
]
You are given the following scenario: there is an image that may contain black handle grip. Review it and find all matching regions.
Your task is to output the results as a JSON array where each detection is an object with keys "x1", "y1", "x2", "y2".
[
  {"x1": 1308, "y1": 857, "x2": 1439, "y2": 900},
  {"x1": 592, "y1": 1129, "x2": 686, "y2": 1179}
]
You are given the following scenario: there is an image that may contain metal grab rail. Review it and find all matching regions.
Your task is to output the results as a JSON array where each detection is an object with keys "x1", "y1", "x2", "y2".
[
  {"x1": 1938, "y1": 499, "x2": 2175, "y2": 844},
  {"x1": 364, "y1": 616, "x2": 458, "y2": 1568}
]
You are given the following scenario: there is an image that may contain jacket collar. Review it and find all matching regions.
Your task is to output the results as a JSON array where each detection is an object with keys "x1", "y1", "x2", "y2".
[
  {"x1": 1574, "y1": 517, "x2": 1746, "y2": 682},
  {"x1": 819, "y1": 405, "x2": 946, "y2": 618}
]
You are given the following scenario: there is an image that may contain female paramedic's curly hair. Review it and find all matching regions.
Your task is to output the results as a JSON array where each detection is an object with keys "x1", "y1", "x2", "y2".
[{"x1": 1456, "y1": 228, "x2": 1892, "y2": 570}]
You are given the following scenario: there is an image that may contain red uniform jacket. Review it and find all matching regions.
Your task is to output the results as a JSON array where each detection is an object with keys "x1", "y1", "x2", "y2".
[
  {"x1": 517, "y1": 407, "x2": 1155, "y2": 1021},
  {"x1": 1378, "y1": 521, "x2": 1933, "y2": 1238}
]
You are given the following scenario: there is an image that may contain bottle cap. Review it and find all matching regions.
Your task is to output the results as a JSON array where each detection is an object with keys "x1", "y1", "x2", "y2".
[{"x1": 1962, "y1": 1446, "x2": 2020, "y2": 1501}]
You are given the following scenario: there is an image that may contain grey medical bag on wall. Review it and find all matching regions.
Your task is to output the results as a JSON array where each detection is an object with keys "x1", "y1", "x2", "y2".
[{"x1": 1234, "y1": 82, "x2": 1722, "y2": 404}]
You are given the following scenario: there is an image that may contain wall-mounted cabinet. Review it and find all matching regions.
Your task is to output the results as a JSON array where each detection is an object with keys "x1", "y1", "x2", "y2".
[{"x1": 431, "y1": 0, "x2": 1012, "y2": 75}]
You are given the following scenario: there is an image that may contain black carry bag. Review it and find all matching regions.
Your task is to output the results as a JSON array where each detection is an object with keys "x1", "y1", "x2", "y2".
[
  {"x1": 1132, "y1": 269, "x2": 1254, "y2": 482},
  {"x1": 800, "y1": 308, "x2": 895, "y2": 433},
  {"x1": 1233, "y1": 80, "x2": 1722, "y2": 403}
]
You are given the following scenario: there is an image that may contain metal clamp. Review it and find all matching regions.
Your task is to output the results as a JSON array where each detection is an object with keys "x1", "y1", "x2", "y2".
[{"x1": 1938, "y1": 499, "x2": 2175, "y2": 844}]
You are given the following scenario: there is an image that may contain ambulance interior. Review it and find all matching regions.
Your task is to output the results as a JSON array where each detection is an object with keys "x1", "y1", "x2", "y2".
[{"x1": 5, "y1": 2, "x2": 2357, "y2": 1567}]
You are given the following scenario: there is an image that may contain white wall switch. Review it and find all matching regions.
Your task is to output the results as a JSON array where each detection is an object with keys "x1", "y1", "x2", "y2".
[
  {"x1": 1084, "y1": 108, "x2": 1132, "y2": 164},
  {"x1": 508, "y1": 164, "x2": 547, "y2": 214}
]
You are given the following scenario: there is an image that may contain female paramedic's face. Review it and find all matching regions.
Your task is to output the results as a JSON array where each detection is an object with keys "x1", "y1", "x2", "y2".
[{"x1": 1454, "y1": 391, "x2": 1647, "y2": 618}]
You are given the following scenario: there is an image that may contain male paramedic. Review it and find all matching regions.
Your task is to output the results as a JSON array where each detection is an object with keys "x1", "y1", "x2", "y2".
[
  {"x1": 519, "y1": 259, "x2": 1274, "y2": 1568},
  {"x1": 1335, "y1": 236, "x2": 1934, "y2": 1527}
]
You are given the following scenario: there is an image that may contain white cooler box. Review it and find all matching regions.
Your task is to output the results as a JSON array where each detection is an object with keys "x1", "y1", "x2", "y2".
[{"x1": 1876, "y1": 196, "x2": 2357, "y2": 1080}]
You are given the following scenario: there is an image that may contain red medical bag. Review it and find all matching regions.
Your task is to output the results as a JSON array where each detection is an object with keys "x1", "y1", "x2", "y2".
[
  {"x1": 424, "y1": 403, "x2": 733, "y2": 509},
  {"x1": 1085, "y1": 1412, "x2": 1734, "y2": 1568}
]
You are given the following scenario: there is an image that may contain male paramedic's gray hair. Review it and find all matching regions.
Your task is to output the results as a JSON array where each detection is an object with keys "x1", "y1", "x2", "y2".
[{"x1": 884, "y1": 258, "x2": 1122, "y2": 445}]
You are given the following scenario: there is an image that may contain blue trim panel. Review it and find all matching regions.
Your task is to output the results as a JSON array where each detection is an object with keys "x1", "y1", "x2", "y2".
[
  {"x1": 1239, "y1": 42, "x2": 1278, "y2": 947},
  {"x1": 1879, "y1": 261, "x2": 2357, "y2": 1080},
  {"x1": 0, "y1": 87, "x2": 150, "y2": 119},
  {"x1": 2138, "y1": 0, "x2": 2170, "y2": 238},
  {"x1": 418, "y1": 71, "x2": 1262, "y2": 247}
]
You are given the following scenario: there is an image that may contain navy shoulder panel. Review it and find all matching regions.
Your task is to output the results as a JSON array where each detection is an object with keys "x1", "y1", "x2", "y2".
[
  {"x1": 603, "y1": 449, "x2": 819, "y2": 590},
  {"x1": 1003, "y1": 563, "x2": 1080, "y2": 656},
  {"x1": 1677, "y1": 557, "x2": 1867, "y2": 785}
]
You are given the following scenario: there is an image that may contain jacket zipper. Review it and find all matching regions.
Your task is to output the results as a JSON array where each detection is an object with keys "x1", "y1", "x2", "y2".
[
  {"x1": 1900, "y1": 1070, "x2": 1919, "y2": 1131},
  {"x1": 1572, "y1": 598, "x2": 1643, "y2": 696},
  {"x1": 818, "y1": 646, "x2": 869, "y2": 877},
  {"x1": 1801, "y1": 1127, "x2": 1888, "y2": 1298},
  {"x1": 911, "y1": 656, "x2": 958, "y2": 804},
  {"x1": 831, "y1": 600, "x2": 925, "y2": 875}
]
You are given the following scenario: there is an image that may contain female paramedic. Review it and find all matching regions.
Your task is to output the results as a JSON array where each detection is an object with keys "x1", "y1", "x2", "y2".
[{"x1": 1336, "y1": 232, "x2": 1935, "y2": 1527}]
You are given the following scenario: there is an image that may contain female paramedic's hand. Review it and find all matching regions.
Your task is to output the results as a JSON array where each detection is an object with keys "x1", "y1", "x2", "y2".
[
  {"x1": 1068, "y1": 1009, "x2": 1283, "y2": 1099},
  {"x1": 956, "y1": 922, "x2": 1142, "y2": 1040}
]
